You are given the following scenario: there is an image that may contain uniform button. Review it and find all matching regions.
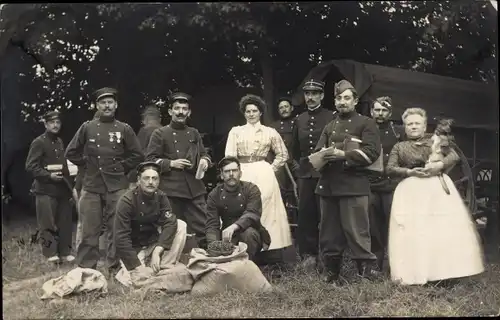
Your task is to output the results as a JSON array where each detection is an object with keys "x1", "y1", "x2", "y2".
[
  {"x1": 98, "y1": 156, "x2": 100, "y2": 158},
  {"x1": 310, "y1": 129, "x2": 313, "y2": 131},
  {"x1": 173, "y1": 132, "x2": 176, "y2": 135},
  {"x1": 311, "y1": 117, "x2": 315, "y2": 120},
  {"x1": 113, "y1": 146, "x2": 116, "y2": 149},
  {"x1": 348, "y1": 119, "x2": 352, "y2": 122},
  {"x1": 97, "y1": 133, "x2": 100, "y2": 136},
  {"x1": 97, "y1": 144, "x2": 100, "y2": 147},
  {"x1": 333, "y1": 131, "x2": 336, "y2": 133},
  {"x1": 176, "y1": 150, "x2": 179, "y2": 153},
  {"x1": 319, "y1": 185, "x2": 323, "y2": 189},
  {"x1": 114, "y1": 124, "x2": 117, "y2": 127},
  {"x1": 142, "y1": 202, "x2": 145, "y2": 205},
  {"x1": 345, "y1": 129, "x2": 348, "y2": 132},
  {"x1": 222, "y1": 196, "x2": 225, "y2": 199},
  {"x1": 174, "y1": 140, "x2": 177, "y2": 143},
  {"x1": 240, "y1": 204, "x2": 243, "y2": 207},
  {"x1": 309, "y1": 134, "x2": 312, "y2": 137},
  {"x1": 140, "y1": 213, "x2": 144, "y2": 216},
  {"x1": 281, "y1": 121, "x2": 284, "y2": 124},
  {"x1": 310, "y1": 141, "x2": 313, "y2": 144},
  {"x1": 385, "y1": 131, "x2": 389, "y2": 134},
  {"x1": 99, "y1": 167, "x2": 102, "y2": 170},
  {"x1": 336, "y1": 121, "x2": 339, "y2": 124},
  {"x1": 97, "y1": 124, "x2": 100, "y2": 126},
  {"x1": 281, "y1": 127, "x2": 284, "y2": 130},
  {"x1": 386, "y1": 153, "x2": 389, "y2": 157}
]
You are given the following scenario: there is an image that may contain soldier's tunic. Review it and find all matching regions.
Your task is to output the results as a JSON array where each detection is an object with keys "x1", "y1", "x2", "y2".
[
  {"x1": 291, "y1": 106, "x2": 335, "y2": 257},
  {"x1": 145, "y1": 121, "x2": 211, "y2": 246},
  {"x1": 270, "y1": 115, "x2": 299, "y2": 198},
  {"x1": 367, "y1": 121, "x2": 404, "y2": 268},
  {"x1": 206, "y1": 181, "x2": 268, "y2": 260},
  {"x1": 65, "y1": 116, "x2": 144, "y2": 269},
  {"x1": 114, "y1": 187, "x2": 185, "y2": 271},
  {"x1": 26, "y1": 132, "x2": 73, "y2": 258},
  {"x1": 314, "y1": 111, "x2": 381, "y2": 263}
]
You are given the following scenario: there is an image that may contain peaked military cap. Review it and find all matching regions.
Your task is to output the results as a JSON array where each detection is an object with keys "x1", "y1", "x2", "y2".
[
  {"x1": 93, "y1": 87, "x2": 118, "y2": 102},
  {"x1": 302, "y1": 79, "x2": 325, "y2": 92},
  {"x1": 170, "y1": 92, "x2": 192, "y2": 103},
  {"x1": 374, "y1": 96, "x2": 393, "y2": 111},
  {"x1": 136, "y1": 161, "x2": 161, "y2": 175},
  {"x1": 277, "y1": 96, "x2": 292, "y2": 105},
  {"x1": 334, "y1": 79, "x2": 357, "y2": 96},
  {"x1": 42, "y1": 110, "x2": 61, "y2": 122}
]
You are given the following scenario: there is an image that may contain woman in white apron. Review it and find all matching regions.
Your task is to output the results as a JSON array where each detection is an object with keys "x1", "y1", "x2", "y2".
[
  {"x1": 386, "y1": 107, "x2": 484, "y2": 285},
  {"x1": 225, "y1": 94, "x2": 293, "y2": 262}
]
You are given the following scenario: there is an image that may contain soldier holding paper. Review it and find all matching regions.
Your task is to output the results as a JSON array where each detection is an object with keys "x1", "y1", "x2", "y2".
[
  {"x1": 25, "y1": 110, "x2": 74, "y2": 263},
  {"x1": 145, "y1": 92, "x2": 212, "y2": 248},
  {"x1": 313, "y1": 80, "x2": 382, "y2": 285}
]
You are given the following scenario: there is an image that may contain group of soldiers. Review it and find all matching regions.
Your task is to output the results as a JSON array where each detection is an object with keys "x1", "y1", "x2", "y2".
[{"x1": 26, "y1": 78, "x2": 404, "y2": 285}]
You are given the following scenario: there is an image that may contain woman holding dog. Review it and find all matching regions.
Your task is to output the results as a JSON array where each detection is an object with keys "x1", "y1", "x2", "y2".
[{"x1": 386, "y1": 107, "x2": 484, "y2": 285}]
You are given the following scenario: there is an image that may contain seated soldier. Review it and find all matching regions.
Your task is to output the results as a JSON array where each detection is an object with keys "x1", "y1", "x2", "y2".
[
  {"x1": 114, "y1": 161, "x2": 187, "y2": 282},
  {"x1": 206, "y1": 156, "x2": 271, "y2": 261}
]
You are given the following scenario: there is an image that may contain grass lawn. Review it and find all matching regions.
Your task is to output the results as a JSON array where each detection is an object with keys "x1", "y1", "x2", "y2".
[{"x1": 2, "y1": 216, "x2": 500, "y2": 319}]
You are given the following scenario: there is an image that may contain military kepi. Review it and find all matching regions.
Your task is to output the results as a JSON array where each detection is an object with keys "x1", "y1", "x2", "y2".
[
  {"x1": 43, "y1": 110, "x2": 61, "y2": 122},
  {"x1": 170, "y1": 92, "x2": 191, "y2": 103},
  {"x1": 302, "y1": 79, "x2": 325, "y2": 92},
  {"x1": 334, "y1": 80, "x2": 357, "y2": 96},
  {"x1": 93, "y1": 87, "x2": 118, "y2": 102},
  {"x1": 136, "y1": 161, "x2": 161, "y2": 175}
]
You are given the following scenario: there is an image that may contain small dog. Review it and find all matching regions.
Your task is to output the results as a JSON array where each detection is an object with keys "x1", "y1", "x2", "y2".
[{"x1": 427, "y1": 119, "x2": 454, "y2": 195}]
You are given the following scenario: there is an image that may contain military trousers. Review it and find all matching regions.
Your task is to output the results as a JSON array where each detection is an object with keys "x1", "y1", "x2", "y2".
[
  {"x1": 168, "y1": 195, "x2": 208, "y2": 248},
  {"x1": 35, "y1": 195, "x2": 73, "y2": 258},
  {"x1": 369, "y1": 190, "x2": 394, "y2": 262},
  {"x1": 297, "y1": 178, "x2": 321, "y2": 257},
  {"x1": 76, "y1": 188, "x2": 127, "y2": 269},
  {"x1": 231, "y1": 226, "x2": 262, "y2": 262},
  {"x1": 319, "y1": 195, "x2": 377, "y2": 261}
]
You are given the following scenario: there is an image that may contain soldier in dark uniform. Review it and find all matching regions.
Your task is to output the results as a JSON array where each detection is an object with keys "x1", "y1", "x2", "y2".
[
  {"x1": 65, "y1": 87, "x2": 144, "y2": 274},
  {"x1": 315, "y1": 80, "x2": 382, "y2": 285},
  {"x1": 145, "y1": 92, "x2": 211, "y2": 248},
  {"x1": 206, "y1": 157, "x2": 271, "y2": 261},
  {"x1": 114, "y1": 161, "x2": 187, "y2": 285},
  {"x1": 269, "y1": 97, "x2": 299, "y2": 202},
  {"x1": 291, "y1": 79, "x2": 336, "y2": 270},
  {"x1": 127, "y1": 105, "x2": 163, "y2": 187},
  {"x1": 368, "y1": 96, "x2": 405, "y2": 272},
  {"x1": 25, "y1": 110, "x2": 74, "y2": 263}
]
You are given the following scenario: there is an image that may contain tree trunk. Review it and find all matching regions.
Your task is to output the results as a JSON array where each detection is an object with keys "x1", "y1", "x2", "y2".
[{"x1": 258, "y1": 38, "x2": 274, "y2": 125}]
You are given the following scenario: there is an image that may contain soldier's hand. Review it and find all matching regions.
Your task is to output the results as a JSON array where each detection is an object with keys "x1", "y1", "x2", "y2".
[
  {"x1": 222, "y1": 224, "x2": 240, "y2": 242},
  {"x1": 50, "y1": 172, "x2": 64, "y2": 181},
  {"x1": 150, "y1": 251, "x2": 161, "y2": 273},
  {"x1": 170, "y1": 159, "x2": 192, "y2": 169}
]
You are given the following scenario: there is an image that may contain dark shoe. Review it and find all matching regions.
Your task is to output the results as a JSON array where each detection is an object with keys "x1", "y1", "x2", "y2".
[
  {"x1": 321, "y1": 256, "x2": 342, "y2": 284},
  {"x1": 356, "y1": 260, "x2": 382, "y2": 280},
  {"x1": 375, "y1": 251, "x2": 385, "y2": 272}
]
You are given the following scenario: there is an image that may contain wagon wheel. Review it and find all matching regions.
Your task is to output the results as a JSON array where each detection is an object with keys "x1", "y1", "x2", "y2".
[{"x1": 447, "y1": 141, "x2": 477, "y2": 219}]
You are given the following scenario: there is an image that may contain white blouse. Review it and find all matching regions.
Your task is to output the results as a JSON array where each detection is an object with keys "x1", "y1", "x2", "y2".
[{"x1": 225, "y1": 122, "x2": 289, "y2": 171}]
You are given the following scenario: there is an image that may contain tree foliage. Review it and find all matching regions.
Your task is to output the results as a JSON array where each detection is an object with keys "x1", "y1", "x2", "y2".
[{"x1": 1, "y1": 1, "x2": 496, "y2": 123}]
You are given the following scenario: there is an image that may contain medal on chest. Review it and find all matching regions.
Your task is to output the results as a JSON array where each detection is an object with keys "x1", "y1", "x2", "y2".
[{"x1": 108, "y1": 131, "x2": 122, "y2": 143}]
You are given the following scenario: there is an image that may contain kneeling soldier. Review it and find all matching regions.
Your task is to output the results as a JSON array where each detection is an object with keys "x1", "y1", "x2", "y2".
[
  {"x1": 206, "y1": 157, "x2": 271, "y2": 261},
  {"x1": 114, "y1": 161, "x2": 187, "y2": 283}
]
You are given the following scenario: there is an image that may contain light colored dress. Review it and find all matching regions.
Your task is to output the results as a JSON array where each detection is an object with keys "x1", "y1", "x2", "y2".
[
  {"x1": 225, "y1": 122, "x2": 293, "y2": 251},
  {"x1": 386, "y1": 136, "x2": 484, "y2": 285}
]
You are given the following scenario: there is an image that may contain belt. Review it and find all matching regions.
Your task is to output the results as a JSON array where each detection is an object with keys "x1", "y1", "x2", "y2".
[{"x1": 238, "y1": 156, "x2": 266, "y2": 163}]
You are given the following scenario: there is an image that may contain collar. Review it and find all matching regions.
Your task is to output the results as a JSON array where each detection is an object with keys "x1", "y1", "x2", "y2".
[
  {"x1": 244, "y1": 121, "x2": 263, "y2": 131},
  {"x1": 137, "y1": 186, "x2": 158, "y2": 200},
  {"x1": 338, "y1": 110, "x2": 357, "y2": 119},
  {"x1": 307, "y1": 104, "x2": 322, "y2": 114},
  {"x1": 99, "y1": 114, "x2": 115, "y2": 123},
  {"x1": 170, "y1": 120, "x2": 187, "y2": 130},
  {"x1": 376, "y1": 121, "x2": 391, "y2": 129},
  {"x1": 222, "y1": 181, "x2": 242, "y2": 193},
  {"x1": 44, "y1": 131, "x2": 59, "y2": 141}
]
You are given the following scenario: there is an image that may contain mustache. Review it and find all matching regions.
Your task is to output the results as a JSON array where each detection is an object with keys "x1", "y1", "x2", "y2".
[{"x1": 174, "y1": 114, "x2": 187, "y2": 117}]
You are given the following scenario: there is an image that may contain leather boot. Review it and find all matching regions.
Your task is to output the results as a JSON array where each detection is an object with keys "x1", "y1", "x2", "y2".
[
  {"x1": 321, "y1": 256, "x2": 342, "y2": 284},
  {"x1": 356, "y1": 260, "x2": 381, "y2": 280}
]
